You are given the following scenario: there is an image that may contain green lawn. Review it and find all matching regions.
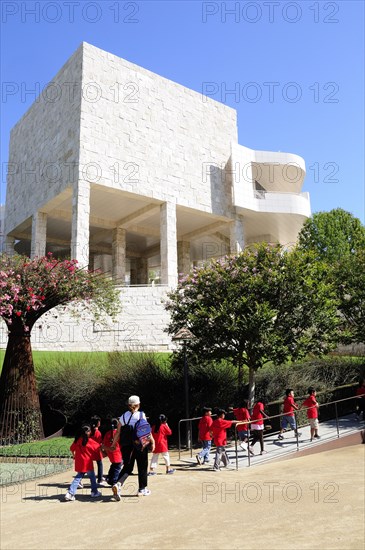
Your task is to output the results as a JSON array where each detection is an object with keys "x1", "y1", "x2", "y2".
[
  {"x1": 0, "y1": 349, "x2": 171, "y2": 375},
  {"x1": 0, "y1": 350, "x2": 111, "y2": 375}
]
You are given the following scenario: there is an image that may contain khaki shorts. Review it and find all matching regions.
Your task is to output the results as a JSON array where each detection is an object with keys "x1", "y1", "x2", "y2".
[{"x1": 309, "y1": 418, "x2": 319, "y2": 428}]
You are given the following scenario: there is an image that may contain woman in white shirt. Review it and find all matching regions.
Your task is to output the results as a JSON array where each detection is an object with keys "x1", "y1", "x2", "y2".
[{"x1": 111, "y1": 395, "x2": 155, "y2": 500}]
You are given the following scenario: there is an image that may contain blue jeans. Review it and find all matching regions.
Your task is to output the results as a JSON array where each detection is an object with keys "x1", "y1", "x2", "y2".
[
  {"x1": 238, "y1": 431, "x2": 248, "y2": 441},
  {"x1": 107, "y1": 462, "x2": 122, "y2": 485},
  {"x1": 68, "y1": 470, "x2": 98, "y2": 495},
  {"x1": 198, "y1": 440, "x2": 212, "y2": 463},
  {"x1": 96, "y1": 459, "x2": 103, "y2": 483},
  {"x1": 281, "y1": 415, "x2": 297, "y2": 430}
]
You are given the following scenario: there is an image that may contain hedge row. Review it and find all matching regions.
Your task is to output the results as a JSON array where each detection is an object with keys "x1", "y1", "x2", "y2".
[{"x1": 36, "y1": 352, "x2": 365, "y2": 439}]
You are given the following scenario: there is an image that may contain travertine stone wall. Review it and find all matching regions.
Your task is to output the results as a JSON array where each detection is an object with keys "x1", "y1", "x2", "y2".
[
  {"x1": 79, "y1": 42, "x2": 238, "y2": 217},
  {"x1": 5, "y1": 47, "x2": 83, "y2": 234},
  {"x1": 71, "y1": 179, "x2": 90, "y2": 267},
  {"x1": 31, "y1": 211, "x2": 47, "y2": 258},
  {"x1": 0, "y1": 286, "x2": 172, "y2": 352}
]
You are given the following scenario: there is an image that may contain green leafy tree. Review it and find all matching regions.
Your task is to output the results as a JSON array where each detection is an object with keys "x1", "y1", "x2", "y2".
[
  {"x1": 0, "y1": 254, "x2": 120, "y2": 443},
  {"x1": 335, "y1": 249, "x2": 365, "y2": 344},
  {"x1": 297, "y1": 208, "x2": 365, "y2": 262},
  {"x1": 298, "y1": 209, "x2": 365, "y2": 345},
  {"x1": 166, "y1": 244, "x2": 340, "y2": 405}
]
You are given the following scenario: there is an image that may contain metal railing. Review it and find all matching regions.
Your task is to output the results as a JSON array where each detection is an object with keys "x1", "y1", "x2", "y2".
[
  {"x1": 178, "y1": 393, "x2": 364, "y2": 467},
  {"x1": 0, "y1": 443, "x2": 73, "y2": 486}
]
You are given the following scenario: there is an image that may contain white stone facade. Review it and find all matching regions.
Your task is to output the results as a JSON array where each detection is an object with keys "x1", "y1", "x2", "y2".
[
  {"x1": 0, "y1": 205, "x2": 4, "y2": 253},
  {"x1": 0, "y1": 286, "x2": 170, "y2": 352},
  {"x1": 3, "y1": 42, "x2": 311, "y2": 352}
]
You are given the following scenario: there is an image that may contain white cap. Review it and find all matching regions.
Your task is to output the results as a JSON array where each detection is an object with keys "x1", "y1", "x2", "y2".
[{"x1": 128, "y1": 395, "x2": 140, "y2": 405}]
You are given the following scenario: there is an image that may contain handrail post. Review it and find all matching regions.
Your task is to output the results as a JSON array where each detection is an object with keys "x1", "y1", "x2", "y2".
[
  {"x1": 190, "y1": 420, "x2": 193, "y2": 458},
  {"x1": 235, "y1": 426, "x2": 238, "y2": 471},
  {"x1": 335, "y1": 402, "x2": 340, "y2": 438},
  {"x1": 294, "y1": 411, "x2": 299, "y2": 451},
  {"x1": 178, "y1": 420, "x2": 181, "y2": 460},
  {"x1": 247, "y1": 428, "x2": 251, "y2": 467}
]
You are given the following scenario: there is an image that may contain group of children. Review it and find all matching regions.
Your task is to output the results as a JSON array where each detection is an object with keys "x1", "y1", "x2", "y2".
[
  {"x1": 66, "y1": 382, "x2": 356, "y2": 498},
  {"x1": 196, "y1": 387, "x2": 321, "y2": 470},
  {"x1": 65, "y1": 413, "x2": 175, "y2": 501}
]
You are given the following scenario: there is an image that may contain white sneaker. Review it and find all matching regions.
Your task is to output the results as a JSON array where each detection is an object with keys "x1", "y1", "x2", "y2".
[
  {"x1": 98, "y1": 480, "x2": 109, "y2": 487},
  {"x1": 64, "y1": 492, "x2": 75, "y2": 502},
  {"x1": 112, "y1": 482, "x2": 121, "y2": 502},
  {"x1": 138, "y1": 488, "x2": 151, "y2": 496},
  {"x1": 91, "y1": 490, "x2": 102, "y2": 498},
  {"x1": 239, "y1": 442, "x2": 247, "y2": 451}
]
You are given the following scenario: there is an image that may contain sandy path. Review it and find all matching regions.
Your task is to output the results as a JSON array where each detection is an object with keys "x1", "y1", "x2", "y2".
[{"x1": 1, "y1": 436, "x2": 364, "y2": 550}]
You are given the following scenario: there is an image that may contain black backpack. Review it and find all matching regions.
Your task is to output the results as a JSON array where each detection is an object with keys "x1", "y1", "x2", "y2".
[{"x1": 119, "y1": 413, "x2": 134, "y2": 446}]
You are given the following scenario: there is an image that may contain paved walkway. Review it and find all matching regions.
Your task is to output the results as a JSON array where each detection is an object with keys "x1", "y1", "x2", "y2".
[
  {"x1": 180, "y1": 414, "x2": 364, "y2": 470},
  {"x1": 0, "y1": 417, "x2": 364, "y2": 550}
]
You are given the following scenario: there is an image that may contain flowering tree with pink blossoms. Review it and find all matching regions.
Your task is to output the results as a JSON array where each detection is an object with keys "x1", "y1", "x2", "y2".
[{"x1": 0, "y1": 253, "x2": 120, "y2": 443}]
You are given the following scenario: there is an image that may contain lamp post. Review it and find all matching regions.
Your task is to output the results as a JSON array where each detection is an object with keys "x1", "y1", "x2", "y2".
[{"x1": 172, "y1": 327, "x2": 195, "y2": 449}]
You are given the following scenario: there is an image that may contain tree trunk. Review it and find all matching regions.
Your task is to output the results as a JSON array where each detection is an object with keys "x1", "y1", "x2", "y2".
[
  {"x1": 248, "y1": 367, "x2": 256, "y2": 409},
  {"x1": 0, "y1": 328, "x2": 44, "y2": 443},
  {"x1": 237, "y1": 357, "x2": 243, "y2": 389}
]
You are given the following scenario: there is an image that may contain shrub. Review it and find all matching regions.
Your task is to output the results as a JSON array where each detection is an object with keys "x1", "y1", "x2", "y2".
[{"x1": 37, "y1": 352, "x2": 365, "y2": 440}]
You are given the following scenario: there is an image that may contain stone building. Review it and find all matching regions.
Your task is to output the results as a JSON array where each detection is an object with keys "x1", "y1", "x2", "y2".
[{"x1": 3, "y1": 43, "x2": 311, "y2": 351}]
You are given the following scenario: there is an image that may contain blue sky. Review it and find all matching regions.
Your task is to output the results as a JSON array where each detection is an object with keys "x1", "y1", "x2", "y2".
[{"x1": 1, "y1": 0, "x2": 364, "y2": 222}]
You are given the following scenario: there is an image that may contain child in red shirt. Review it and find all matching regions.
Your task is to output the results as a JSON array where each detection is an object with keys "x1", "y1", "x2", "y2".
[
  {"x1": 64, "y1": 424, "x2": 102, "y2": 501},
  {"x1": 302, "y1": 387, "x2": 320, "y2": 441},
  {"x1": 250, "y1": 400, "x2": 269, "y2": 455},
  {"x1": 211, "y1": 409, "x2": 239, "y2": 471},
  {"x1": 101, "y1": 418, "x2": 123, "y2": 486},
  {"x1": 278, "y1": 389, "x2": 300, "y2": 440},
  {"x1": 148, "y1": 415, "x2": 175, "y2": 475},
  {"x1": 90, "y1": 415, "x2": 107, "y2": 486},
  {"x1": 196, "y1": 407, "x2": 213, "y2": 465},
  {"x1": 233, "y1": 401, "x2": 251, "y2": 452}
]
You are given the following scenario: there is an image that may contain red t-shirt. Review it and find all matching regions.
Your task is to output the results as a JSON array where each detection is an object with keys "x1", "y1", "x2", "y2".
[
  {"x1": 211, "y1": 418, "x2": 232, "y2": 446},
  {"x1": 302, "y1": 395, "x2": 318, "y2": 419},
  {"x1": 90, "y1": 428, "x2": 102, "y2": 459},
  {"x1": 198, "y1": 415, "x2": 213, "y2": 440},
  {"x1": 102, "y1": 429, "x2": 122, "y2": 463},
  {"x1": 152, "y1": 423, "x2": 172, "y2": 453},
  {"x1": 70, "y1": 437, "x2": 100, "y2": 473},
  {"x1": 356, "y1": 386, "x2": 365, "y2": 398},
  {"x1": 251, "y1": 402, "x2": 265, "y2": 425},
  {"x1": 283, "y1": 396, "x2": 297, "y2": 417},
  {"x1": 233, "y1": 407, "x2": 250, "y2": 432}
]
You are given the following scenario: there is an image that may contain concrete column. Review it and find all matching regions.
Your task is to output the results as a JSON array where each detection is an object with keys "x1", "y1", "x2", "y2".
[
  {"x1": 177, "y1": 241, "x2": 191, "y2": 277},
  {"x1": 4, "y1": 236, "x2": 15, "y2": 256},
  {"x1": 160, "y1": 201, "x2": 177, "y2": 287},
  {"x1": 230, "y1": 215, "x2": 245, "y2": 254},
  {"x1": 112, "y1": 227, "x2": 126, "y2": 284},
  {"x1": 136, "y1": 257, "x2": 148, "y2": 284},
  {"x1": 71, "y1": 180, "x2": 90, "y2": 267},
  {"x1": 31, "y1": 211, "x2": 47, "y2": 258},
  {"x1": 130, "y1": 258, "x2": 137, "y2": 285}
]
